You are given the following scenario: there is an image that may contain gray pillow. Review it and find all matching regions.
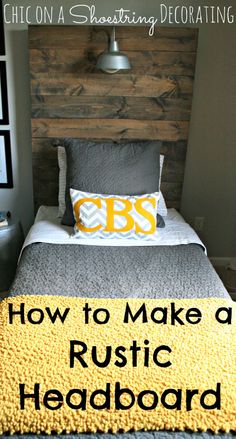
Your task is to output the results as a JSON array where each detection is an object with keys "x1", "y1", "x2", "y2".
[{"x1": 62, "y1": 139, "x2": 161, "y2": 226}]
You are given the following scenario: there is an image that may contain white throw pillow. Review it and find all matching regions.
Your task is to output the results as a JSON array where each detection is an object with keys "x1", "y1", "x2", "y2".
[
  {"x1": 58, "y1": 146, "x2": 66, "y2": 217},
  {"x1": 70, "y1": 188, "x2": 160, "y2": 241},
  {"x1": 159, "y1": 154, "x2": 168, "y2": 217}
]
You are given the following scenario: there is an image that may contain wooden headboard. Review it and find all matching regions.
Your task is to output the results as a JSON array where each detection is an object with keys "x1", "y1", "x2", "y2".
[{"x1": 29, "y1": 25, "x2": 198, "y2": 212}]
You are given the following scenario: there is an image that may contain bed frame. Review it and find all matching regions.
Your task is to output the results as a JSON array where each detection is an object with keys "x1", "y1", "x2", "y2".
[{"x1": 29, "y1": 25, "x2": 198, "y2": 212}]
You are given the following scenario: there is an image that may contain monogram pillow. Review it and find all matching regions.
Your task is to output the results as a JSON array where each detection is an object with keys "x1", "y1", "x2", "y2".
[{"x1": 70, "y1": 189, "x2": 160, "y2": 241}]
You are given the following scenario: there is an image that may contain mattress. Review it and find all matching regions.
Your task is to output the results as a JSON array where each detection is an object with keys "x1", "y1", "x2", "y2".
[{"x1": 6, "y1": 207, "x2": 232, "y2": 439}]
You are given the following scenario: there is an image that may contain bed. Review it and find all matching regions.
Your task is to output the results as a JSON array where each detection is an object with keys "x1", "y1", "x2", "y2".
[
  {"x1": 2, "y1": 140, "x2": 235, "y2": 439},
  {"x1": 1, "y1": 145, "x2": 235, "y2": 437},
  {"x1": 4, "y1": 205, "x2": 234, "y2": 439}
]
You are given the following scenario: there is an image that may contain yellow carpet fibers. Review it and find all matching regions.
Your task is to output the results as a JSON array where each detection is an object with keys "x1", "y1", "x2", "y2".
[{"x1": 0, "y1": 296, "x2": 235, "y2": 434}]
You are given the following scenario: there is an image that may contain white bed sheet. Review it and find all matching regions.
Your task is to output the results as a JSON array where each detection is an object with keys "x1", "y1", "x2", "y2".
[{"x1": 21, "y1": 206, "x2": 206, "y2": 254}]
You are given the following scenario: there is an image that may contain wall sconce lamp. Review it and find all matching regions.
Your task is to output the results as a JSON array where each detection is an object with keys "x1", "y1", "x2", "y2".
[{"x1": 96, "y1": 27, "x2": 131, "y2": 74}]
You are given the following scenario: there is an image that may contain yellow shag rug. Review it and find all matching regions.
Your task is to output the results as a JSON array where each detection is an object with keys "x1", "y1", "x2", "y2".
[{"x1": 0, "y1": 296, "x2": 235, "y2": 435}]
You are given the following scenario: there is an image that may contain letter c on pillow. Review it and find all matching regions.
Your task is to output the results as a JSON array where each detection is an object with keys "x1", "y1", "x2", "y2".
[{"x1": 74, "y1": 198, "x2": 102, "y2": 232}]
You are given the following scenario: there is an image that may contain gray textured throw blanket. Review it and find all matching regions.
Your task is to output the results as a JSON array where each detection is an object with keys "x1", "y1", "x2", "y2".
[
  {"x1": 10, "y1": 243, "x2": 228, "y2": 298},
  {"x1": 7, "y1": 242, "x2": 232, "y2": 439}
]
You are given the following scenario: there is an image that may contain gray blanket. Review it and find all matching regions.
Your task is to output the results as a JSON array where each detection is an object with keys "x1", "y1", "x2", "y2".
[
  {"x1": 7, "y1": 242, "x2": 233, "y2": 439},
  {"x1": 10, "y1": 243, "x2": 228, "y2": 298}
]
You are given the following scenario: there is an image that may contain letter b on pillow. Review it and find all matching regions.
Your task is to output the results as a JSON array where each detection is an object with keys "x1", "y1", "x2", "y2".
[
  {"x1": 70, "y1": 189, "x2": 160, "y2": 239},
  {"x1": 105, "y1": 198, "x2": 134, "y2": 233},
  {"x1": 105, "y1": 198, "x2": 156, "y2": 234}
]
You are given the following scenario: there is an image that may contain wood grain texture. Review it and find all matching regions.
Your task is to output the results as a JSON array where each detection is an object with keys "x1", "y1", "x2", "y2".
[
  {"x1": 31, "y1": 74, "x2": 193, "y2": 98},
  {"x1": 31, "y1": 96, "x2": 192, "y2": 120},
  {"x1": 29, "y1": 26, "x2": 198, "y2": 51},
  {"x1": 32, "y1": 119, "x2": 189, "y2": 141},
  {"x1": 29, "y1": 25, "x2": 198, "y2": 211},
  {"x1": 30, "y1": 50, "x2": 196, "y2": 76},
  {"x1": 32, "y1": 138, "x2": 187, "y2": 162}
]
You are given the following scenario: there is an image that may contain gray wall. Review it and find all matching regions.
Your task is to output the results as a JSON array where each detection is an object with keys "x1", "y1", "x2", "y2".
[
  {"x1": 0, "y1": 0, "x2": 235, "y2": 256},
  {"x1": 181, "y1": 22, "x2": 236, "y2": 258}
]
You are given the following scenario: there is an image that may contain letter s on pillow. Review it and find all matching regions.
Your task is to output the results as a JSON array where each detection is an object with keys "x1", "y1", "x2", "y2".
[{"x1": 135, "y1": 198, "x2": 156, "y2": 234}]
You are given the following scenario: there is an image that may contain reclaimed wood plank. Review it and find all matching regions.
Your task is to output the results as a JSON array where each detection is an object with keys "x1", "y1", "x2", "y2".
[
  {"x1": 162, "y1": 160, "x2": 185, "y2": 183},
  {"x1": 30, "y1": 49, "x2": 196, "y2": 76},
  {"x1": 161, "y1": 182, "x2": 182, "y2": 201},
  {"x1": 33, "y1": 155, "x2": 184, "y2": 186},
  {"x1": 32, "y1": 138, "x2": 58, "y2": 157},
  {"x1": 31, "y1": 96, "x2": 192, "y2": 121},
  {"x1": 31, "y1": 119, "x2": 189, "y2": 141},
  {"x1": 32, "y1": 139, "x2": 186, "y2": 184},
  {"x1": 29, "y1": 26, "x2": 198, "y2": 52},
  {"x1": 160, "y1": 141, "x2": 187, "y2": 161},
  {"x1": 33, "y1": 163, "x2": 59, "y2": 212},
  {"x1": 32, "y1": 176, "x2": 182, "y2": 211},
  {"x1": 31, "y1": 74, "x2": 193, "y2": 98},
  {"x1": 32, "y1": 138, "x2": 188, "y2": 162}
]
